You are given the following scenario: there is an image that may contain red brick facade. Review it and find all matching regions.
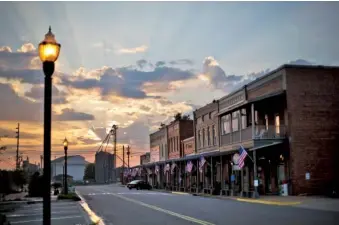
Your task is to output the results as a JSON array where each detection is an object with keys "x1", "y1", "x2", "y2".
[
  {"x1": 182, "y1": 137, "x2": 195, "y2": 156},
  {"x1": 285, "y1": 66, "x2": 339, "y2": 195},
  {"x1": 167, "y1": 120, "x2": 194, "y2": 159}
]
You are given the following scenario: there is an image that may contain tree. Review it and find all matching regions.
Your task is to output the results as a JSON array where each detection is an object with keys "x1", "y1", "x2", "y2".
[
  {"x1": 12, "y1": 170, "x2": 26, "y2": 188},
  {"x1": 182, "y1": 114, "x2": 190, "y2": 120},
  {"x1": 83, "y1": 163, "x2": 95, "y2": 180},
  {"x1": 174, "y1": 113, "x2": 182, "y2": 121},
  {"x1": 159, "y1": 123, "x2": 166, "y2": 129}
]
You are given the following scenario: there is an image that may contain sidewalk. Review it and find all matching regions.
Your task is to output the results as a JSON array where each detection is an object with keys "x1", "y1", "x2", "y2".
[{"x1": 1, "y1": 192, "x2": 58, "y2": 205}]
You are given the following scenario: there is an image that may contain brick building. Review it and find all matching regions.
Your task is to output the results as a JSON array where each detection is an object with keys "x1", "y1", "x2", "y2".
[
  {"x1": 133, "y1": 64, "x2": 339, "y2": 197},
  {"x1": 182, "y1": 136, "x2": 195, "y2": 156},
  {"x1": 194, "y1": 100, "x2": 219, "y2": 154},
  {"x1": 150, "y1": 126, "x2": 168, "y2": 162},
  {"x1": 167, "y1": 119, "x2": 194, "y2": 159},
  {"x1": 217, "y1": 64, "x2": 339, "y2": 196}
]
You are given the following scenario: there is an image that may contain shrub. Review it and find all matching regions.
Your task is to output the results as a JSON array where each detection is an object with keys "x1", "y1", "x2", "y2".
[{"x1": 57, "y1": 193, "x2": 81, "y2": 201}]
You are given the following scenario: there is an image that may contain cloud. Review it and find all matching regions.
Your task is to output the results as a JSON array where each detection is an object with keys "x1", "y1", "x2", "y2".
[
  {"x1": 0, "y1": 127, "x2": 40, "y2": 139},
  {"x1": 77, "y1": 136, "x2": 101, "y2": 145},
  {"x1": 25, "y1": 85, "x2": 68, "y2": 104},
  {"x1": 0, "y1": 83, "x2": 43, "y2": 121},
  {"x1": 53, "y1": 108, "x2": 95, "y2": 121},
  {"x1": 155, "y1": 61, "x2": 166, "y2": 67},
  {"x1": 117, "y1": 45, "x2": 148, "y2": 54},
  {"x1": 136, "y1": 59, "x2": 148, "y2": 69},
  {"x1": 169, "y1": 59, "x2": 194, "y2": 66},
  {"x1": 288, "y1": 59, "x2": 315, "y2": 65},
  {"x1": 61, "y1": 63, "x2": 196, "y2": 100},
  {"x1": 202, "y1": 56, "x2": 243, "y2": 90},
  {"x1": 17, "y1": 43, "x2": 36, "y2": 53},
  {"x1": 0, "y1": 43, "x2": 38, "y2": 70}
]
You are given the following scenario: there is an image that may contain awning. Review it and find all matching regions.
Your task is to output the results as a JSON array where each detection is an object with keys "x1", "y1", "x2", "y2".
[{"x1": 249, "y1": 141, "x2": 283, "y2": 151}]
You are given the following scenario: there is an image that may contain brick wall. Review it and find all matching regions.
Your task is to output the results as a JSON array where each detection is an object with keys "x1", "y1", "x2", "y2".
[
  {"x1": 183, "y1": 138, "x2": 195, "y2": 156},
  {"x1": 286, "y1": 66, "x2": 339, "y2": 195}
]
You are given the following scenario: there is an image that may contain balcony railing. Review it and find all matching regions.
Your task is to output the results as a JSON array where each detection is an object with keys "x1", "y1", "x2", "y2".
[
  {"x1": 253, "y1": 125, "x2": 286, "y2": 140},
  {"x1": 220, "y1": 125, "x2": 286, "y2": 146}
]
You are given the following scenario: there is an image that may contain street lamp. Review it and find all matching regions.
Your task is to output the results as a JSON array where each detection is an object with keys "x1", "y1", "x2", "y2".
[
  {"x1": 63, "y1": 138, "x2": 68, "y2": 195},
  {"x1": 39, "y1": 26, "x2": 61, "y2": 225}
]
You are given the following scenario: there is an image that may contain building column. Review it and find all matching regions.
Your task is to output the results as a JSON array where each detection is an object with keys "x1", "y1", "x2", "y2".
[
  {"x1": 211, "y1": 156, "x2": 213, "y2": 191},
  {"x1": 220, "y1": 155, "x2": 223, "y2": 191},
  {"x1": 196, "y1": 160, "x2": 199, "y2": 193},
  {"x1": 251, "y1": 104, "x2": 255, "y2": 139}
]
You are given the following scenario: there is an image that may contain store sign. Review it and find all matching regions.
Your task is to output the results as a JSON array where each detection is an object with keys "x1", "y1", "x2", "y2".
[{"x1": 232, "y1": 153, "x2": 240, "y2": 165}]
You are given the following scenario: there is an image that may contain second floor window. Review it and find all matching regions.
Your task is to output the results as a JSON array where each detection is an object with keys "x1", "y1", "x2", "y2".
[
  {"x1": 207, "y1": 127, "x2": 210, "y2": 146},
  {"x1": 232, "y1": 111, "x2": 239, "y2": 132},
  {"x1": 212, "y1": 125, "x2": 216, "y2": 145},
  {"x1": 202, "y1": 129, "x2": 205, "y2": 147},
  {"x1": 198, "y1": 130, "x2": 201, "y2": 149},
  {"x1": 221, "y1": 114, "x2": 231, "y2": 134},
  {"x1": 241, "y1": 108, "x2": 247, "y2": 129}
]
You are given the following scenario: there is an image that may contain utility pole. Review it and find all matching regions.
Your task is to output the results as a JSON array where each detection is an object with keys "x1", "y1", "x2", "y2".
[
  {"x1": 127, "y1": 146, "x2": 130, "y2": 168},
  {"x1": 111, "y1": 125, "x2": 118, "y2": 182},
  {"x1": 15, "y1": 123, "x2": 20, "y2": 170},
  {"x1": 123, "y1": 146, "x2": 125, "y2": 170}
]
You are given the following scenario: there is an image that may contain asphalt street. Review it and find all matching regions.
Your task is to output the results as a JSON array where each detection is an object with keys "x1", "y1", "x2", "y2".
[
  {"x1": 76, "y1": 184, "x2": 339, "y2": 225},
  {"x1": 4, "y1": 201, "x2": 90, "y2": 225}
]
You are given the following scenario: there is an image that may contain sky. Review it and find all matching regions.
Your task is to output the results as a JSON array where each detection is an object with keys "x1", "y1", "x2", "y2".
[{"x1": 0, "y1": 1, "x2": 339, "y2": 169}]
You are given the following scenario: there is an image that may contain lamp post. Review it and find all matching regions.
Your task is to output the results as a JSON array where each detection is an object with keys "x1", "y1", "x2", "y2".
[
  {"x1": 39, "y1": 26, "x2": 61, "y2": 225},
  {"x1": 63, "y1": 138, "x2": 68, "y2": 194}
]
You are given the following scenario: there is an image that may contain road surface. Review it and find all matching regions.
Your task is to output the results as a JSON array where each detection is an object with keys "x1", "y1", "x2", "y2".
[{"x1": 76, "y1": 184, "x2": 339, "y2": 225}]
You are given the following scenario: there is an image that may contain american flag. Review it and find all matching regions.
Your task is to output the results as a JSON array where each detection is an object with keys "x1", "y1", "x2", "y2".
[
  {"x1": 186, "y1": 161, "x2": 193, "y2": 173},
  {"x1": 155, "y1": 165, "x2": 160, "y2": 174},
  {"x1": 238, "y1": 145, "x2": 248, "y2": 169},
  {"x1": 199, "y1": 156, "x2": 206, "y2": 171},
  {"x1": 171, "y1": 163, "x2": 176, "y2": 174}
]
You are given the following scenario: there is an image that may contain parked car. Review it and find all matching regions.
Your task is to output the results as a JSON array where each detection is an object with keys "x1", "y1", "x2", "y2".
[{"x1": 127, "y1": 180, "x2": 152, "y2": 190}]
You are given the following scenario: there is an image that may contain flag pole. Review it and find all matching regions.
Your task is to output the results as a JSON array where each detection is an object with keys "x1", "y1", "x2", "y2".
[{"x1": 240, "y1": 145, "x2": 254, "y2": 163}]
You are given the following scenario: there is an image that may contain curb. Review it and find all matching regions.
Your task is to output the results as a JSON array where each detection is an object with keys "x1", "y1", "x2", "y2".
[
  {"x1": 171, "y1": 192, "x2": 190, "y2": 195},
  {"x1": 192, "y1": 193, "x2": 301, "y2": 206},
  {"x1": 235, "y1": 198, "x2": 301, "y2": 206},
  {"x1": 75, "y1": 191, "x2": 105, "y2": 225}
]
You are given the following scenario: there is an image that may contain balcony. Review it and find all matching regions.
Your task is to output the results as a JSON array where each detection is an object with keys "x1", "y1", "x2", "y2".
[
  {"x1": 220, "y1": 125, "x2": 287, "y2": 149},
  {"x1": 253, "y1": 125, "x2": 287, "y2": 140}
]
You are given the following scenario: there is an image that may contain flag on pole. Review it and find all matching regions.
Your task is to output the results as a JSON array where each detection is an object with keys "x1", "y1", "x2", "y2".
[
  {"x1": 238, "y1": 145, "x2": 248, "y2": 169},
  {"x1": 186, "y1": 161, "x2": 193, "y2": 173},
  {"x1": 171, "y1": 163, "x2": 176, "y2": 174},
  {"x1": 199, "y1": 156, "x2": 206, "y2": 173}
]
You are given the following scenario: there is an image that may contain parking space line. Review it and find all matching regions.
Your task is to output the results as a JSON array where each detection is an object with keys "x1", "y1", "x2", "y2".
[
  {"x1": 10, "y1": 215, "x2": 82, "y2": 224},
  {"x1": 7, "y1": 210, "x2": 80, "y2": 217}
]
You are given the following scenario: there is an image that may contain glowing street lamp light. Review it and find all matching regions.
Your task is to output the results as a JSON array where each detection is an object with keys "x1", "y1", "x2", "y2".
[{"x1": 39, "y1": 26, "x2": 61, "y2": 225}]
